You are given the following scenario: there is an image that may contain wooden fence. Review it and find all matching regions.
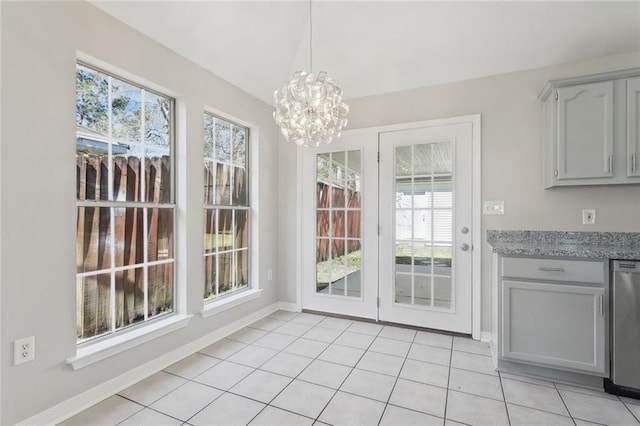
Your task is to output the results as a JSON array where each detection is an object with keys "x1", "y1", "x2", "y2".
[
  {"x1": 76, "y1": 153, "x2": 173, "y2": 340},
  {"x1": 316, "y1": 182, "x2": 361, "y2": 262},
  {"x1": 203, "y1": 162, "x2": 249, "y2": 299}
]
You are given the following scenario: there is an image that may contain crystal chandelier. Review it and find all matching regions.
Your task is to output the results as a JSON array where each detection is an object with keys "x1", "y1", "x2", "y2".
[{"x1": 273, "y1": 1, "x2": 349, "y2": 148}]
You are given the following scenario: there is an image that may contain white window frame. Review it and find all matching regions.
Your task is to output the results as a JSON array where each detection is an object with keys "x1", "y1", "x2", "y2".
[
  {"x1": 201, "y1": 108, "x2": 261, "y2": 318},
  {"x1": 74, "y1": 61, "x2": 178, "y2": 346}
]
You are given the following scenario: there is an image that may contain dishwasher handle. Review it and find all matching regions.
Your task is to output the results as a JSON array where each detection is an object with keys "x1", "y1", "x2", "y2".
[{"x1": 613, "y1": 260, "x2": 640, "y2": 273}]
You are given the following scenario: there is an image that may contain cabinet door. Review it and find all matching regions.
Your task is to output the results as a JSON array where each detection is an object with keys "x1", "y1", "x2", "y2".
[
  {"x1": 556, "y1": 81, "x2": 614, "y2": 180},
  {"x1": 501, "y1": 280, "x2": 606, "y2": 375},
  {"x1": 628, "y1": 76, "x2": 640, "y2": 177}
]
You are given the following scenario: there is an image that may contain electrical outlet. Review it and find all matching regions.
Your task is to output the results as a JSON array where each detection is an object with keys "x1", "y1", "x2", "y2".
[
  {"x1": 267, "y1": 269, "x2": 273, "y2": 281},
  {"x1": 14, "y1": 336, "x2": 35, "y2": 366},
  {"x1": 582, "y1": 209, "x2": 596, "y2": 225}
]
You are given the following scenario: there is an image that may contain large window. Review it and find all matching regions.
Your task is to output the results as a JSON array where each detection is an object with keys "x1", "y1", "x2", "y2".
[
  {"x1": 75, "y1": 63, "x2": 175, "y2": 342},
  {"x1": 203, "y1": 113, "x2": 249, "y2": 300}
]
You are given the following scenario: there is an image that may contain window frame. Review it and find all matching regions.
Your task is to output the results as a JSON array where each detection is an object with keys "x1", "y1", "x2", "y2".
[
  {"x1": 75, "y1": 61, "x2": 178, "y2": 345},
  {"x1": 203, "y1": 111, "x2": 252, "y2": 303}
]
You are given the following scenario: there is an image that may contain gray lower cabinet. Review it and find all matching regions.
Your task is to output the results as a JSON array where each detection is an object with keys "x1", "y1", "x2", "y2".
[{"x1": 499, "y1": 256, "x2": 608, "y2": 376}]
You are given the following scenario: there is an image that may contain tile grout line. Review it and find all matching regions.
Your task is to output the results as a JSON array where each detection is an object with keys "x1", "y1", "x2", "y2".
[
  {"x1": 553, "y1": 381, "x2": 578, "y2": 426},
  {"x1": 498, "y1": 371, "x2": 512, "y2": 426},
  {"x1": 377, "y1": 329, "x2": 420, "y2": 426},
  {"x1": 619, "y1": 395, "x2": 640, "y2": 424},
  {"x1": 442, "y1": 338, "x2": 454, "y2": 426}
]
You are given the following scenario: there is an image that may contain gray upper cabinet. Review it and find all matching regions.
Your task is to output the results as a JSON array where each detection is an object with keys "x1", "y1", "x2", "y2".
[
  {"x1": 557, "y1": 81, "x2": 613, "y2": 180},
  {"x1": 628, "y1": 76, "x2": 640, "y2": 177},
  {"x1": 540, "y1": 68, "x2": 640, "y2": 188}
]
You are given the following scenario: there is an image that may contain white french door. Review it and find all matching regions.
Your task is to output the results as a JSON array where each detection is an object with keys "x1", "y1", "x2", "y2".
[
  {"x1": 300, "y1": 129, "x2": 378, "y2": 319},
  {"x1": 378, "y1": 122, "x2": 473, "y2": 333},
  {"x1": 301, "y1": 117, "x2": 478, "y2": 335}
]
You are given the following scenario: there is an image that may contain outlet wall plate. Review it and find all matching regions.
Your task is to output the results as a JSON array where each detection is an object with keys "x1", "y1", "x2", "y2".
[
  {"x1": 483, "y1": 200, "x2": 505, "y2": 215},
  {"x1": 582, "y1": 209, "x2": 596, "y2": 225},
  {"x1": 14, "y1": 336, "x2": 35, "y2": 365}
]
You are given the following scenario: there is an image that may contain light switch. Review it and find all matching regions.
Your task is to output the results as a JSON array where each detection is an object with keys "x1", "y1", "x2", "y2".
[{"x1": 483, "y1": 201, "x2": 504, "y2": 215}]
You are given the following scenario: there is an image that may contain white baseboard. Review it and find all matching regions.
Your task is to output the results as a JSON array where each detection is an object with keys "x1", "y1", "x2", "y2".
[
  {"x1": 480, "y1": 331, "x2": 492, "y2": 343},
  {"x1": 18, "y1": 302, "x2": 281, "y2": 426},
  {"x1": 276, "y1": 301, "x2": 299, "y2": 312}
]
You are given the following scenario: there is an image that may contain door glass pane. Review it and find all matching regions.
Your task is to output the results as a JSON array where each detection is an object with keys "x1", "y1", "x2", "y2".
[
  {"x1": 394, "y1": 142, "x2": 453, "y2": 310},
  {"x1": 316, "y1": 151, "x2": 362, "y2": 298}
]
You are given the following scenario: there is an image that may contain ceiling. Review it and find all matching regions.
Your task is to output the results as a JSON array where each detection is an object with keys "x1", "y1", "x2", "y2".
[{"x1": 91, "y1": 1, "x2": 640, "y2": 104}]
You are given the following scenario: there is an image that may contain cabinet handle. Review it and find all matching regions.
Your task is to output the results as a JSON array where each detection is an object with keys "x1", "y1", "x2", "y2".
[
  {"x1": 538, "y1": 267, "x2": 565, "y2": 272},
  {"x1": 633, "y1": 153, "x2": 637, "y2": 173},
  {"x1": 599, "y1": 294, "x2": 604, "y2": 316},
  {"x1": 609, "y1": 155, "x2": 613, "y2": 173}
]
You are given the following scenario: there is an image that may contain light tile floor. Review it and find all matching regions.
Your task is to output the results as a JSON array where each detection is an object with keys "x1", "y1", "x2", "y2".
[{"x1": 61, "y1": 311, "x2": 640, "y2": 426}]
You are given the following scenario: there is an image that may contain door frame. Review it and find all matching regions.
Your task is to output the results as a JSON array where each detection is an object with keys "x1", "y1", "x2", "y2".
[{"x1": 295, "y1": 114, "x2": 482, "y2": 340}]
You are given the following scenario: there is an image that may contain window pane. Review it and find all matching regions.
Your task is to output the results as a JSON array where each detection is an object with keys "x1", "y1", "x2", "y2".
[
  {"x1": 76, "y1": 66, "x2": 108, "y2": 136},
  {"x1": 77, "y1": 273, "x2": 111, "y2": 340},
  {"x1": 76, "y1": 151, "x2": 109, "y2": 201},
  {"x1": 331, "y1": 152, "x2": 346, "y2": 186},
  {"x1": 235, "y1": 210, "x2": 248, "y2": 250},
  {"x1": 317, "y1": 210, "x2": 329, "y2": 237},
  {"x1": 145, "y1": 150, "x2": 171, "y2": 203},
  {"x1": 113, "y1": 155, "x2": 142, "y2": 202},
  {"x1": 204, "y1": 160, "x2": 216, "y2": 205},
  {"x1": 218, "y1": 252, "x2": 233, "y2": 294},
  {"x1": 144, "y1": 92, "x2": 170, "y2": 148},
  {"x1": 414, "y1": 274, "x2": 432, "y2": 306},
  {"x1": 395, "y1": 146, "x2": 412, "y2": 176},
  {"x1": 115, "y1": 266, "x2": 145, "y2": 329},
  {"x1": 232, "y1": 166, "x2": 248, "y2": 206},
  {"x1": 113, "y1": 207, "x2": 144, "y2": 268},
  {"x1": 215, "y1": 119, "x2": 231, "y2": 163},
  {"x1": 111, "y1": 79, "x2": 142, "y2": 144},
  {"x1": 218, "y1": 209, "x2": 233, "y2": 251},
  {"x1": 347, "y1": 211, "x2": 360, "y2": 238},
  {"x1": 317, "y1": 181, "x2": 329, "y2": 208},
  {"x1": 148, "y1": 262, "x2": 174, "y2": 317},
  {"x1": 332, "y1": 210, "x2": 345, "y2": 238},
  {"x1": 148, "y1": 208, "x2": 174, "y2": 261},
  {"x1": 204, "y1": 209, "x2": 217, "y2": 254},
  {"x1": 235, "y1": 249, "x2": 249, "y2": 288},
  {"x1": 332, "y1": 186, "x2": 345, "y2": 208},
  {"x1": 204, "y1": 254, "x2": 217, "y2": 300},
  {"x1": 204, "y1": 115, "x2": 215, "y2": 159},
  {"x1": 232, "y1": 125, "x2": 246, "y2": 167},
  {"x1": 216, "y1": 163, "x2": 231, "y2": 205},
  {"x1": 76, "y1": 207, "x2": 111, "y2": 273}
]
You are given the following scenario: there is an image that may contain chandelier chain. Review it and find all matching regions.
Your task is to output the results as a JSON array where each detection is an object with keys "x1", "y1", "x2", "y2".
[{"x1": 309, "y1": 0, "x2": 313, "y2": 73}]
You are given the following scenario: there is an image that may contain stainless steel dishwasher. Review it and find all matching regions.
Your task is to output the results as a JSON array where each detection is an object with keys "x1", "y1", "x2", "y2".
[{"x1": 605, "y1": 260, "x2": 640, "y2": 398}]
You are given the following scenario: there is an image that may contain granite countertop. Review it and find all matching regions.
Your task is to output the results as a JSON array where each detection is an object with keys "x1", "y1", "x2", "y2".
[{"x1": 487, "y1": 231, "x2": 640, "y2": 259}]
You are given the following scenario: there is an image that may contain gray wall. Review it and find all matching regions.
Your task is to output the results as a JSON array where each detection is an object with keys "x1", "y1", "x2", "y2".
[
  {"x1": 1, "y1": 2, "x2": 279, "y2": 424},
  {"x1": 278, "y1": 50, "x2": 640, "y2": 333}
]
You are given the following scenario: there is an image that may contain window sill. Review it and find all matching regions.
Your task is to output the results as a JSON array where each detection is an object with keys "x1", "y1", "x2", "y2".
[
  {"x1": 200, "y1": 288, "x2": 263, "y2": 318},
  {"x1": 66, "y1": 314, "x2": 192, "y2": 370}
]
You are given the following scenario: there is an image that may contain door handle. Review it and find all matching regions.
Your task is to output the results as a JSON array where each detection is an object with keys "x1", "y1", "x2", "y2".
[{"x1": 460, "y1": 243, "x2": 470, "y2": 251}]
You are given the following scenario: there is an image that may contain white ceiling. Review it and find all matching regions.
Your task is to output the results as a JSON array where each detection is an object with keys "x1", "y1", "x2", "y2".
[{"x1": 91, "y1": 1, "x2": 640, "y2": 104}]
